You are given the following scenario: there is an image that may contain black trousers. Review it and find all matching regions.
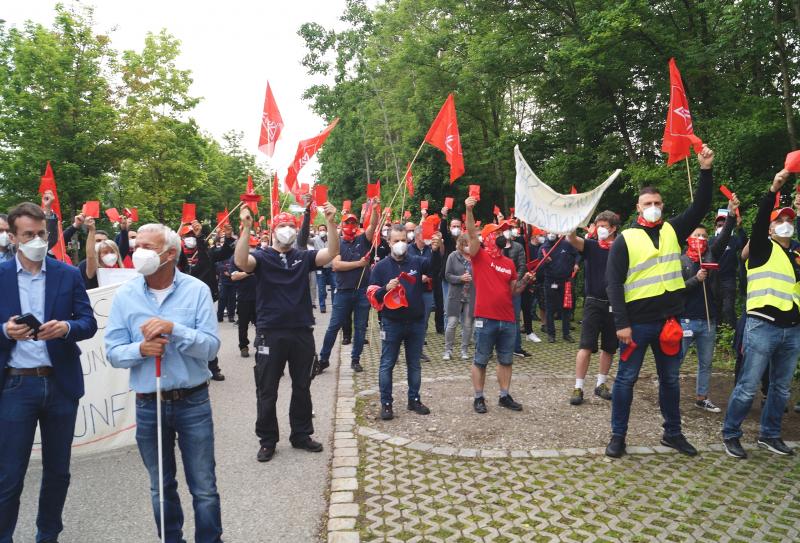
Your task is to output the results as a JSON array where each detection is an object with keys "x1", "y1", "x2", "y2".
[
  {"x1": 433, "y1": 276, "x2": 445, "y2": 333},
  {"x1": 713, "y1": 278, "x2": 737, "y2": 329},
  {"x1": 217, "y1": 283, "x2": 236, "y2": 322},
  {"x1": 237, "y1": 299, "x2": 256, "y2": 348},
  {"x1": 521, "y1": 288, "x2": 534, "y2": 334},
  {"x1": 254, "y1": 327, "x2": 315, "y2": 447}
]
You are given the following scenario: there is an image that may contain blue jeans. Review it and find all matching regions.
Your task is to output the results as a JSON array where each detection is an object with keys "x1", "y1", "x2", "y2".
[
  {"x1": 422, "y1": 291, "x2": 434, "y2": 333},
  {"x1": 722, "y1": 319, "x2": 800, "y2": 440},
  {"x1": 442, "y1": 282, "x2": 450, "y2": 321},
  {"x1": 319, "y1": 289, "x2": 370, "y2": 362},
  {"x1": 513, "y1": 294, "x2": 522, "y2": 352},
  {"x1": 378, "y1": 318, "x2": 426, "y2": 405},
  {"x1": 611, "y1": 320, "x2": 683, "y2": 438},
  {"x1": 474, "y1": 318, "x2": 516, "y2": 367},
  {"x1": 316, "y1": 268, "x2": 335, "y2": 309},
  {"x1": 216, "y1": 283, "x2": 236, "y2": 322},
  {"x1": 135, "y1": 387, "x2": 222, "y2": 543},
  {"x1": 680, "y1": 319, "x2": 716, "y2": 397},
  {"x1": 0, "y1": 375, "x2": 78, "y2": 543}
]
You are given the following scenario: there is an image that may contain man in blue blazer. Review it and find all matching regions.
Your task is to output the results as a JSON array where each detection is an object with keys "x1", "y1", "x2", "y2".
[{"x1": 0, "y1": 202, "x2": 97, "y2": 543}]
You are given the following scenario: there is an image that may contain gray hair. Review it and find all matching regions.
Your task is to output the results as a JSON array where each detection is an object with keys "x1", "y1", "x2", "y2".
[
  {"x1": 391, "y1": 224, "x2": 405, "y2": 235},
  {"x1": 414, "y1": 225, "x2": 423, "y2": 235},
  {"x1": 138, "y1": 223, "x2": 181, "y2": 254}
]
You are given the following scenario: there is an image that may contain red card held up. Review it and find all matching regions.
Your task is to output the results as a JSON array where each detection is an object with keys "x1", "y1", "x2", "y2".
[
  {"x1": 444, "y1": 197, "x2": 454, "y2": 209},
  {"x1": 313, "y1": 184, "x2": 328, "y2": 206},
  {"x1": 403, "y1": 210, "x2": 411, "y2": 219},
  {"x1": 105, "y1": 207, "x2": 121, "y2": 223},
  {"x1": 123, "y1": 207, "x2": 139, "y2": 222},
  {"x1": 420, "y1": 200, "x2": 429, "y2": 211},
  {"x1": 367, "y1": 183, "x2": 380, "y2": 199},
  {"x1": 785, "y1": 150, "x2": 800, "y2": 173},
  {"x1": 81, "y1": 201, "x2": 100, "y2": 218},
  {"x1": 422, "y1": 220, "x2": 435, "y2": 240},
  {"x1": 493, "y1": 205, "x2": 500, "y2": 216},
  {"x1": 469, "y1": 185, "x2": 480, "y2": 200},
  {"x1": 342, "y1": 200, "x2": 352, "y2": 213},
  {"x1": 181, "y1": 203, "x2": 196, "y2": 224}
]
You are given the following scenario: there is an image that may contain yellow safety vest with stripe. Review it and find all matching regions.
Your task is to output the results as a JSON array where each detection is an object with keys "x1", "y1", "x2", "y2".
[
  {"x1": 621, "y1": 222, "x2": 684, "y2": 303},
  {"x1": 746, "y1": 240, "x2": 800, "y2": 312}
]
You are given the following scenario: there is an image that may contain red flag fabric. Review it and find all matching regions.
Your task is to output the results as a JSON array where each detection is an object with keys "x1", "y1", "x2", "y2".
[
  {"x1": 123, "y1": 207, "x2": 139, "y2": 222},
  {"x1": 284, "y1": 118, "x2": 340, "y2": 194},
  {"x1": 105, "y1": 208, "x2": 121, "y2": 223},
  {"x1": 493, "y1": 205, "x2": 500, "y2": 216},
  {"x1": 662, "y1": 58, "x2": 703, "y2": 165},
  {"x1": 509, "y1": 207, "x2": 515, "y2": 216},
  {"x1": 181, "y1": 203, "x2": 197, "y2": 224},
  {"x1": 367, "y1": 182, "x2": 380, "y2": 199},
  {"x1": 313, "y1": 184, "x2": 328, "y2": 206},
  {"x1": 240, "y1": 175, "x2": 262, "y2": 214},
  {"x1": 405, "y1": 165, "x2": 414, "y2": 197},
  {"x1": 258, "y1": 81, "x2": 284, "y2": 157},
  {"x1": 295, "y1": 183, "x2": 310, "y2": 205},
  {"x1": 424, "y1": 94, "x2": 465, "y2": 183},
  {"x1": 469, "y1": 185, "x2": 480, "y2": 201},
  {"x1": 81, "y1": 201, "x2": 100, "y2": 218},
  {"x1": 785, "y1": 150, "x2": 800, "y2": 173},
  {"x1": 38, "y1": 162, "x2": 69, "y2": 263},
  {"x1": 444, "y1": 197, "x2": 454, "y2": 210},
  {"x1": 271, "y1": 174, "x2": 280, "y2": 219},
  {"x1": 570, "y1": 185, "x2": 577, "y2": 195}
]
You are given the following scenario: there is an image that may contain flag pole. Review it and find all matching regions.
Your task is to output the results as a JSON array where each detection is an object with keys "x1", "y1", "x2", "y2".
[
  {"x1": 685, "y1": 157, "x2": 694, "y2": 202},
  {"x1": 205, "y1": 201, "x2": 245, "y2": 242}
]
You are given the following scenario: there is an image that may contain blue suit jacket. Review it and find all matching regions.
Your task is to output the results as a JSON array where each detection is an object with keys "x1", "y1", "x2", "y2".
[{"x1": 0, "y1": 257, "x2": 98, "y2": 400}]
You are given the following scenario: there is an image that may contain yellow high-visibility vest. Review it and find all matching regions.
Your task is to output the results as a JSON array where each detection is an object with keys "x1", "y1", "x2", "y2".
[
  {"x1": 621, "y1": 222, "x2": 684, "y2": 303},
  {"x1": 746, "y1": 240, "x2": 800, "y2": 312}
]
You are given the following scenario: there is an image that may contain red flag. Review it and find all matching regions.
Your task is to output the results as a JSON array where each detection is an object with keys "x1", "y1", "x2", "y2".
[
  {"x1": 570, "y1": 185, "x2": 577, "y2": 195},
  {"x1": 662, "y1": 58, "x2": 703, "y2": 165},
  {"x1": 444, "y1": 197, "x2": 454, "y2": 210},
  {"x1": 367, "y1": 182, "x2": 380, "y2": 199},
  {"x1": 181, "y1": 203, "x2": 197, "y2": 224},
  {"x1": 775, "y1": 191, "x2": 781, "y2": 209},
  {"x1": 493, "y1": 205, "x2": 500, "y2": 216},
  {"x1": 258, "y1": 81, "x2": 284, "y2": 157},
  {"x1": 271, "y1": 174, "x2": 280, "y2": 219},
  {"x1": 424, "y1": 94, "x2": 465, "y2": 183},
  {"x1": 284, "y1": 118, "x2": 339, "y2": 194},
  {"x1": 403, "y1": 210, "x2": 411, "y2": 219},
  {"x1": 785, "y1": 150, "x2": 800, "y2": 173},
  {"x1": 240, "y1": 175, "x2": 262, "y2": 214},
  {"x1": 38, "y1": 162, "x2": 69, "y2": 263},
  {"x1": 719, "y1": 185, "x2": 740, "y2": 218},
  {"x1": 405, "y1": 164, "x2": 414, "y2": 197},
  {"x1": 81, "y1": 201, "x2": 100, "y2": 218},
  {"x1": 295, "y1": 183, "x2": 310, "y2": 205}
]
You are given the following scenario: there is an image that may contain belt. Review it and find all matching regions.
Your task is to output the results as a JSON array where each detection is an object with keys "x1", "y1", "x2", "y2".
[
  {"x1": 5, "y1": 367, "x2": 54, "y2": 377},
  {"x1": 135, "y1": 382, "x2": 208, "y2": 401}
]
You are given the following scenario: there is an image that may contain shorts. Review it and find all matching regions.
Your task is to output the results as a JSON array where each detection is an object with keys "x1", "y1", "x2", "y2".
[
  {"x1": 578, "y1": 297, "x2": 618, "y2": 354},
  {"x1": 473, "y1": 317, "x2": 515, "y2": 367}
]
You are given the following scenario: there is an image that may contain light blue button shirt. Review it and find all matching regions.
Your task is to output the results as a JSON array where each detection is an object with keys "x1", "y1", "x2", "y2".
[
  {"x1": 105, "y1": 269, "x2": 220, "y2": 393},
  {"x1": 5, "y1": 255, "x2": 52, "y2": 368}
]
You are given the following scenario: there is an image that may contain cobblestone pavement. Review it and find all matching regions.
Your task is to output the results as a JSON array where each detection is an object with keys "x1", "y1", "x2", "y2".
[{"x1": 345, "y1": 310, "x2": 800, "y2": 543}]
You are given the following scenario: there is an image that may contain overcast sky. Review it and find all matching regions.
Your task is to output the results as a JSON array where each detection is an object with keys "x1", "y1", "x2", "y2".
[{"x1": 4, "y1": 0, "x2": 351, "y2": 184}]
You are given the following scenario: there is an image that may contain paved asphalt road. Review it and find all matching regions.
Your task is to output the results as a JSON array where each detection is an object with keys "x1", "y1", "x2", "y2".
[{"x1": 14, "y1": 310, "x2": 339, "y2": 543}]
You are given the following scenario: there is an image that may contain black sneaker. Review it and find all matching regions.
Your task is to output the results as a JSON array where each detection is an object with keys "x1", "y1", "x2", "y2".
[
  {"x1": 363, "y1": 338, "x2": 369, "y2": 345},
  {"x1": 569, "y1": 388, "x2": 584, "y2": 405},
  {"x1": 257, "y1": 445, "x2": 275, "y2": 462},
  {"x1": 320, "y1": 307, "x2": 326, "y2": 313},
  {"x1": 563, "y1": 335, "x2": 575, "y2": 343},
  {"x1": 660, "y1": 434, "x2": 698, "y2": 456},
  {"x1": 351, "y1": 361, "x2": 363, "y2": 372},
  {"x1": 723, "y1": 437, "x2": 747, "y2": 459},
  {"x1": 342, "y1": 337, "x2": 352, "y2": 345},
  {"x1": 211, "y1": 372, "x2": 225, "y2": 381},
  {"x1": 757, "y1": 437, "x2": 795, "y2": 456},
  {"x1": 513, "y1": 349, "x2": 529, "y2": 358},
  {"x1": 380, "y1": 403, "x2": 394, "y2": 420},
  {"x1": 240, "y1": 347, "x2": 250, "y2": 358},
  {"x1": 605, "y1": 435, "x2": 626, "y2": 458},
  {"x1": 473, "y1": 397, "x2": 487, "y2": 414},
  {"x1": 498, "y1": 394, "x2": 523, "y2": 411},
  {"x1": 548, "y1": 335, "x2": 556, "y2": 343},
  {"x1": 292, "y1": 438, "x2": 324, "y2": 452},
  {"x1": 420, "y1": 352, "x2": 430, "y2": 362},
  {"x1": 318, "y1": 359, "x2": 330, "y2": 373},
  {"x1": 407, "y1": 398, "x2": 431, "y2": 415},
  {"x1": 594, "y1": 383, "x2": 612, "y2": 400}
]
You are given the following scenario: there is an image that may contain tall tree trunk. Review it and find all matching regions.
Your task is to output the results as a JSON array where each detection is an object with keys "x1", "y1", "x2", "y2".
[{"x1": 774, "y1": 0, "x2": 798, "y2": 149}]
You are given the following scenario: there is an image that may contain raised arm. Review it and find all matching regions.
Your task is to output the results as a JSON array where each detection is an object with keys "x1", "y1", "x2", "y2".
[
  {"x1": 364, "y1": 198, "x2": 379, "y2": 241},
  {"x1": 315, "y1": 203, "x2": 340, "y2": 267},
  {"x1": 566, "y1": 230, "x2": 585, "y2": 253},
  {"x1": 465, "y1": 196, "x2": 480, "y2": 256},
  {"x1": 234, "y1": 208, "x2": 257, "y2": 273},
  {"x1": 85, "y1": 217, "x2": 98, "y2": 279}
]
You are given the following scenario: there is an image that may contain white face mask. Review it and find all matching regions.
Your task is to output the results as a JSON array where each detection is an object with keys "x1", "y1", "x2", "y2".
[
  {"x1": 774, "y1": 222, "x2": 794, "y2": 238},
  {"x1": 391, "y1": 240, "x2": 408, "y2": 258},
  {"x1": 275, "y1": 226, "x2": 297, "y2": 245},
  {"x1": 183, "y1": 237, "x2": 197, "y2": 249},
  {"x1": 512, "y1": 228, "x2": 519, "y2": 237},
  {"x1": 132, "y1": 248, "x2": 167, "y2": 276},
  {"x1": 0, "y1": 232, "x2": 9, "y2": 248},
  {"x1": 451, "y1": 227, "x2": 461, "y2": 237},
  {"x1": 18, "y1": 237, "x2": 48, "y2": 262},
  {"x1": 597, "y1": 227, "x2": 611, "y2": 241},
  {"x1": 406, "y1": 231, "x2": 415, "y2": 241},
  {"x1": 642, "y1": 205, "x2": 662, "y2": 223},
  {"x1": 536, "y1": 236, "x2": 545, "y2": 244},
  {"x1": 547, "y1": 233, "x2": 557, "y2": 241},
  {"x1": 260, "y1": 242, "x2": 269, "y2": 249},
  {"x1": 503, "y1": 230, "x2": 512, "y2": 240},
  {"x1": 129, "y1": 238, "x2": 136, "y2": 250},
  {"x1": 381, "y1": 228, "x2": 389, "y2": 237},
  {"x1": 101, "y1": 253, "x2": 118, "y2": 267}
]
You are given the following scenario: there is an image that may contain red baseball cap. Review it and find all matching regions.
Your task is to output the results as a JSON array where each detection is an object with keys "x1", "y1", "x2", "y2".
[
  {"x1": 480, "y1": 220, "x2": 510, "y2": 239},
  {"x1": 341, "y1": 213, "x2": 358, "y2": 224},
  {"x1": 770, "y1": 207, "x2": 796, "y2": 222}
]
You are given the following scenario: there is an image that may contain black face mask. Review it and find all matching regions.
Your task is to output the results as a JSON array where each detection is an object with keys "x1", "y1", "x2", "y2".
[{"x1": 495, "y1": 236, "x2": 508, "y2": 250}]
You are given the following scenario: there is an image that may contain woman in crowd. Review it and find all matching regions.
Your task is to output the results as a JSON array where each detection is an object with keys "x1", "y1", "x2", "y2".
[{"x1": 443, "y1": 233, "x2": 475, "y2": 360}]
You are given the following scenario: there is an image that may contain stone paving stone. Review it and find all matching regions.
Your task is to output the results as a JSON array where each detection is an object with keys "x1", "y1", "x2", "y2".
[
  {"x1": 480, "y1": 448, "x2": 508, "y2": 458},
  {"x1": 331, "y1": 478, "x2": 358, "y2": 492},
  {"x1": 511, "y1": 449, "x2": 530, "y2": 458},
  {"x1": 328, "y1": 517, "x2": 357, "y2": 531},
  {"x1": 626, "y1": 446, "x2": 655, "y2": 455},
  {"x1": 406, "y1": 441, "x2": 434, "y2": 452},
  {"x1": 430, "y1": 446, "x2": 458, "y2": 456},
  {"x1": 334, "y1": 439, "x2": 359, "y2": 449},
  {"x1": 384, "y1": 436, "x2": 411, "y2": 447},
  {"x1": 457, "y1": 448, "x2": 478, "y2": 458},
  {"x1": 332, "y1": 456, "x2": 359, "y2": 468},
  {"x1": 529, "y1": 449, "x2": 559, "y2": 458},
  {"x1": 328, "y1": 531, "x2": 359, "y2": 543},
  {"x1": 332, "y1": 467, "x2": 357, "y2": 479},
  {"x1": 329, "y1": 503, "x2": 359, "y2": 518},
  {"x1": 330, "y1": 491, "x2": 354, "y2": 504},
  {"x1": 560, "y1": 448, "x2": 589, "y2": 457},
  {"x1": 333, "y1": 447, "x2": 359, "y2": 458}
]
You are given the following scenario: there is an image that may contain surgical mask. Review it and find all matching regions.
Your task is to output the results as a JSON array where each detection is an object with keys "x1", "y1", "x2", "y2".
[
  {"x1": 0, "y1": 232, "x2": 9, "y2": 248},
  {"x1": 17, "y1": 237, "x2": 48, "y2": 262},
  {"x1": 276, "y1": 226, "x2": 297, "y2": 245},
  {"x1": 597, "y1": 227, "x2": 610, "y2": 241},
  {"x1": 547, "y1": 233, "x2": 557, "y2": 241},
  {"x1": 511, "y1": 228, "x2": 519, "y2": 238},
  {"x1": 260, "y1": 242, "x2": 270, "y2": 250},
  {"x1": 101, "y1": 253, "x2": 118, "y2": 267},
  {"x1": 450, "y1": 227, "x2": 461, "y2": 237},
  {"x1": 536, "y1": 236, "x2": 545, "y2": 244},
  {"x1": 183, "y1": 237, "x2": 197, "y2": 249},
  {"x1": 382, "y1": 228, "x2": 389, "y2": 237},
  {"x1": 406, "y1": 231, "x2": 415, "y2": 241},
  {"x1": 775, "y1": 222, "x2": 794, "y2": 238},
  {"x1": 132, "y1": 248, "x2": 167, "y2": 276},
  {"x1": 129, "y1": 238, "x2": 136, "y2": 250},
  {"x1": 391, "y1": 241, "x2": 408, "y2": 258},
  {"x1": 642, "y1": 205, "x2": 662, "y2": 223},
  {"x1": 503, "y1": 230, "x2": 512, "y2": 240}
]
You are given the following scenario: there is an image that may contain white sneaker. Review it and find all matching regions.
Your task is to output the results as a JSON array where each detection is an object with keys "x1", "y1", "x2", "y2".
[
  {"x1": 527, "y1": 332, "x2": 542, "y2": 343},
  {"x1": 695, "y1": 399, "x2": 721, "y2": 413},
  {"x1": 442, "y1": 351, "x2": 452, "y2": 361},
  {"x1": 461, "y1": 352, "x2": 469, "y2": 360}
]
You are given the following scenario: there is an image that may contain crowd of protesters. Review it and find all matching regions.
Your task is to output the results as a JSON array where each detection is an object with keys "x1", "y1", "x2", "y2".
[{"x1": 3, "y1": 144, "x2": 800, "y2": 542}]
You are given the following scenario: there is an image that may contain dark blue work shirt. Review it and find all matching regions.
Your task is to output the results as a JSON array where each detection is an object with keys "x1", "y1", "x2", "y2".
[
  {"x1": 580, "y1": 239, "x2": 611, "y2": 300},
  {"x1": 369, "y1": 252, "x2": 440, "y2": 321},
  {"x1": 538, "y1": 238, "x2": 578, "y2": 281},
  {"x1": 711, "y1": 228, "x2": 746, "y2": 281},
  {"x1": 232, "y1": 257, "x2": 256, "y2": 302},
  {"x1": 336, "y1": 233, "x2": 370, "y2": 290},
  {"x1": 253, "y1": 247, "x2": 319, "y2": 329},
  {"x1": 216, "y1": 259, "x2": 235, "y2": 286}
]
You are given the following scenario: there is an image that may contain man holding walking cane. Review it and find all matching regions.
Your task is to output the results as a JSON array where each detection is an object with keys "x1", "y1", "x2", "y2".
[{"x1": 106, "y1": 223, "x2": 223, "y2": 543}]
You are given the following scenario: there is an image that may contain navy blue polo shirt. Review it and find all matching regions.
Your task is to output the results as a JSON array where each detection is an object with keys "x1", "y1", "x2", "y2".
[
  {"x1": 581, "y1": 239, "x2": 611, "y2": 300},
  {"x1": 369, "y1": 252, "x2": 438, "y2": 321},
  {"x1": 336, "y1": 233, "x2": 370, "y2": 289},
  {"x1": 253, "y1": 247, "x2": 319, "y2": 329},
  {"x1": 232, "y1": 257, "x2": 257, "y2": 302}
]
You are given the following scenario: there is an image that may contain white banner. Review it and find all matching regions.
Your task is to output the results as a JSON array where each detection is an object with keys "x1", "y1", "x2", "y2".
[
  {"x1": 32, "y1": 283, "x2": 137, "y2": 457},
  {"x1": 514, "y1": 145, "x2": 621, "y2": 234}
]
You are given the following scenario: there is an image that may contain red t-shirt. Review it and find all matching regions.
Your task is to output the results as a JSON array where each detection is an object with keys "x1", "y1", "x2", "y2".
[{"x1": 472, "y1": 247, "x2": 516, "y2": 322}]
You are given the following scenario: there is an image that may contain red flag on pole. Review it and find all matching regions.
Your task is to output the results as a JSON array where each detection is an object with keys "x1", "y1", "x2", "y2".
[
  {"x1": 405, "y1": 164, "x2": 414, "y2": 197},
  {"x1": 38, "y1": 162, "x2": 69, "y2": 263},
  {"x1": 424, "y1": 94, "x2": 465, "y2": 183},
  {"x1": 258, "y1": 81, "x2": 284, "y2": 157},
  {"x1": 570, "y1": 185, "x2": 577, "y2": 195},
  {"x1": 271, "y1": 173, "x2": 280, "y2": 219},
  {"x1": 284, "y1": 118, "x2": 340, "y2": 194},
  {"x1": 240, "y1": 175, "x2": 262, "y2": 214},
  {"x1": 661, "y1": 58, "x2": 703, "y2": 165}
]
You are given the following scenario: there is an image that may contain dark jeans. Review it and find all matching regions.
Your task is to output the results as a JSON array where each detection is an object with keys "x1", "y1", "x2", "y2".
[
  {"x1": 319, "y1": 289, "x2": 370, "y2": 362},
  {"x1": 544, "y1": 279, "x2": 572, "y2": 338},
  {"x1": 713, "y1": 278, "x2": 737, "y2": 330},
  {"x1": 0, "y1": 375, "x2": 78, "y2": 543},
  {"x1": 433, "y1": 276, "x2": 444, "y2": 333},
  {"x1": 521, "y1": 288, "x2": 534, "y2": 334},
  {"x1": 135, "y1": 386, "x2": 222, "y2": 543},
  {"x1": 513, "y1": 294, "x2": 522, "y2": 352},
  {"x1": 254, "y1": 327, "x2": 315, "y2": 447},
  {"x1": 611, "y1": 320, "x2": 683, "y2": 438},
  {"x1": 316, "y1": 268, "x2": 335, "y2": 309},
  {"x1": 378, "y1": 318, "x2": 426, "y2": 405},
  {"x1": 216, "y1": 283, "x2": 236, "y2": 322},
  {"x1": 237, "y1": 299, "x2": 256, "y2": 349}
]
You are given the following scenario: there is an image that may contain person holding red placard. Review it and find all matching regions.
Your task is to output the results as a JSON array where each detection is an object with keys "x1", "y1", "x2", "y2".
[{"x1": 709, "y1": 208, "x2": 747, "y2": 330}]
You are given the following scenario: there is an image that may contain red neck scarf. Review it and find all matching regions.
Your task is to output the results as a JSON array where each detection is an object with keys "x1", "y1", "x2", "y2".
[
  {"x1": 485, "y1": 232, "x2": 502, "y2": 258},
  {"x1": 636, "y1": 215, "x2": 663, "y2": 229},
  {"x1": 598, "y1": 238, "x2": 614, "y2": 250},
  {"x1": 685, "y1": 237, "x2": 707, "y2": 262}
]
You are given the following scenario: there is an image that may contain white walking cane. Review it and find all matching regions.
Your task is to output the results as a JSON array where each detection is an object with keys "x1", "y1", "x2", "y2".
[{"x1": 155, "y1": 354, "x2": 166, "y2": 542}]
